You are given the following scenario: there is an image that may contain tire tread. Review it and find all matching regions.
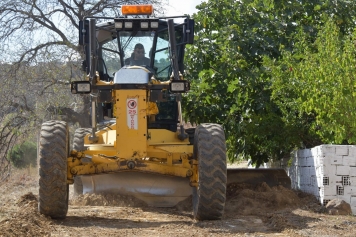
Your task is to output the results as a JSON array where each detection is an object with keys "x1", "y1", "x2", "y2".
[
  {"x1": 193, "y1": 123, "x2": 227, "y2": 220},
  {"x1": 38, "y1": 120, "x2": 69, "y2": 219}
]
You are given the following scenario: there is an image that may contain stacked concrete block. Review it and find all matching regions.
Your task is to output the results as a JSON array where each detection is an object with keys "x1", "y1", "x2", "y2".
[{"x1": 289, "y1": 145, "x2": 356, "y2": 214}]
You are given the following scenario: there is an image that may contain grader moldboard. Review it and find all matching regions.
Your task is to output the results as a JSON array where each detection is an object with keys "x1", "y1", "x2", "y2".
[{"x1": 38, "y1": 4, "x2": 290, "y2": 220}]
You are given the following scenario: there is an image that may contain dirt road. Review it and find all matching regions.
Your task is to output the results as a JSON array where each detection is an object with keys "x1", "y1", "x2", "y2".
[{"x1": 1, "y1": 168, "x2": 356, "y2": 237}]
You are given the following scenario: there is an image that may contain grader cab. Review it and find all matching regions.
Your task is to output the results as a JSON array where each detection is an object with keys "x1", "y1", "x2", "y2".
[{"x1": 38, "y1": 5, "x2": 227, "y2": 220}]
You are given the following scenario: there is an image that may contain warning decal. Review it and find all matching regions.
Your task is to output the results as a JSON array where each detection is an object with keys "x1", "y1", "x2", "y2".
[{"x1": 127, "y1": 98, "x2": 138, "y2": 130}]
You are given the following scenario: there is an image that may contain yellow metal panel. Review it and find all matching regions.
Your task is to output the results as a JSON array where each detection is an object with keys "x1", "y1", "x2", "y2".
[
  {"x1": 147, "y1": 102, "x2": 159, "y2": 115},
  {"x1": 115, "y1": 90, "x2": 147, "y2": 158},
  {"x1": 147, "y1": 145, "x2": 193, "y2": 154},
  {"x1": 102, "y1": 130, "x2": 117, "y2": 145},
  {"x1": 148, "y1": 129, "x2": 190, "y2": 145},
  {"x1": 83, "y1": 124, "x2": 116, "y2": 146},
  {"x1": 71, "y1": 160, "x2": 190, "y2": 178}
]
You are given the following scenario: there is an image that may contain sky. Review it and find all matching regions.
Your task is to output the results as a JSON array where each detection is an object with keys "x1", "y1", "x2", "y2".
[{"x1": 165, "y1": 0, "x2": 205, "y2": 16}]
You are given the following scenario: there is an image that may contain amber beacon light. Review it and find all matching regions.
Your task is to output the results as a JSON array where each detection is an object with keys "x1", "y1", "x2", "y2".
[{"x1": 121, "y1": 5, "x2": 153, "y2": 15}]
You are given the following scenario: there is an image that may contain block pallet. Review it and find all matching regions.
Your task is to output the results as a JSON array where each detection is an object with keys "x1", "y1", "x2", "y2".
[{"x1": 289, "y1": 145, "x2": 356, "y2": 214}]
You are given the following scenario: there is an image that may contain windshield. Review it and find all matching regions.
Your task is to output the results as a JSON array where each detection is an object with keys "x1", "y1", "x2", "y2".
[
  {"x1": 154, "y1": 29, "x2": 184, "y2": 81},
  {"x1": 101, "y1": 40, "x2": 120, "y2": 77},
  {"x1": 119, "y1": 31, "x2": 154, "y2": 67},
  {"x1": 98, "y1": 23, "x2": 184, "y2": 81},
  {"x1": 154, "y1": 36, "x2": 171, "y2": 80}
]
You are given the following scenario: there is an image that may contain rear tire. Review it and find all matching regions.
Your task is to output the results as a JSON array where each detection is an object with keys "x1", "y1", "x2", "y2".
[
  {"x1": 38, "y1": 120, "x2": 69, "y2": 219},
  {"x1": 73, "y1": 128, "x2": 91, "y2": 196},
  {"x1": 73, "y1": 128, "x2": 92, "y2": 151},
  {"x1": 193, "y1": 123, "x2": 227, "y2": 220}
]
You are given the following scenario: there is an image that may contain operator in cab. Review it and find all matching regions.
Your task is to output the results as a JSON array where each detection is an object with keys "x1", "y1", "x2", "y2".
[{"x1": 125, "y1": 43, "x2": 150, "y2": 66}]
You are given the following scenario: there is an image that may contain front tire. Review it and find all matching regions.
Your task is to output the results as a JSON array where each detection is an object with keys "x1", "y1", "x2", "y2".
[
  {"x1": 38, "y1": 120, "x2": 69, "y2": 219},
  {"x1": 193, "y1": 123, "x2": 227, "y2": 220}
]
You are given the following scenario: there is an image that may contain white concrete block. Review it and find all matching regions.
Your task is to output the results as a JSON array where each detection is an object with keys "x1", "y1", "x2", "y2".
[
  {"x1": 323, "y1": 157, "x2": 331, "y2": 165},
  {"x1": 350, "y1": 177, "x2": 356, "y2": 185},
  {"x1": 324, "y1": 152, "x2": 336, "y2": 160},
  {"x1": 330, "y1": 155, "x2": 343, "y2": 165},
  {"x1": 309, "y1": 166, "x2": 317, "y2": 176},
  {"x1": 316, "y1": 176, "x2": 324, "y2": 187},
  {"x1": 336, "y1": 165, "x2": 350, "y2": 176},
  {"x1": 336, "y1": 146, "x2": 349, "y2": 156},
  {"x1": 344, "y1": 186, "x2": 356, "y2": 195},
  {"x1": 306, "y1": 157, "x2": 316, "y2": 166},
  {"x1": 304, "y1": 149, "x2": 312, "y2": 157},
  {"x1": 322, "y1": 186, "x2": 336, "y2": 196},
  {"x1": 350, "y1": 196, "x2": 356, "y2": 206},
  {"x1": 314, "y1": 156, "x2": 327, "y2": 166},
  {"x1": 351, "y1": 206, "x2": 356, "y2": 215},
  {"x1": 348, "y1": 146, "x2": 356, "y2": 157},
  {"x1": 343, "y1": 156, "x2": 356, "y2": 166},
  {"x1": 301, "y1": 175, "x2": 310, "y2": 185},
  {"x1": 326, "y1": 175, "x2": 342, "y2": 186},
  {"x1": 350, "y1": 167, "x2": 356, "y2": 177},
  {"x1": 299, "y1": 157, "x2": 306, "y2": 166},
  {"x1": 320, "y1": 145, "x2": 336, "y2": 156},
  {"x1": 321, "y1": 164, "x2": 337, "y2": 176},
  {"x1": 311, "y1": 147, "x2": 320, "y2": 157}
]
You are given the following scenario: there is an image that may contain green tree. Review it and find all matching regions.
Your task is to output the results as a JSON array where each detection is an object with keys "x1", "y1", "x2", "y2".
[
  {"x1": 184, "y1": 0, "x2": 356, "y2": 166},
  {"x1": 7, "y1": 141, "x2": 37, "y2": 169},
  {"x1": 267, "y1": 20, "x2": 356, "y2": 145}
]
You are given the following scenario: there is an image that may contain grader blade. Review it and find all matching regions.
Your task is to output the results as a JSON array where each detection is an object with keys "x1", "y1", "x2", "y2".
[
  {"x1": 79, "y1": 168, "x2": 290, "y2": 208},
  {"x1": 81, "y1": 173, "x2": 192, "y2": 207},
  {"x1": 227, "y1": 168, "x2": 291, "y2": 189}
]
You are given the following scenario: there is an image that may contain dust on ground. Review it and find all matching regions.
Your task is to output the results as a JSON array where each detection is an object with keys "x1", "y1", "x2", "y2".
[{"x1": 1, "y1": 168, "x2": 356, "y2": 236}]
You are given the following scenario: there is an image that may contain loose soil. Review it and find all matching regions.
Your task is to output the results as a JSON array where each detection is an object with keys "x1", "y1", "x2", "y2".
[{"x1": 1, "y1": 168, "x2": 356, "y2": 236}]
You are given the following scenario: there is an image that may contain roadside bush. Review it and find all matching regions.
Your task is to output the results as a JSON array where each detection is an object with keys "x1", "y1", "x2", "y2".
[{"x1": 7, "y1": 141, "x2": 37, "y2": 168}]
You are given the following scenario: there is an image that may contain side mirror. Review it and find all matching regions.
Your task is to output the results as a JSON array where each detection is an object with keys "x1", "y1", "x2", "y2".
[
  {"x1": 184, "y1": 19, "x2": 194, "y2": 44},
  {"x1": 79, "y1": 20, "x2": 89, "y2": 46}
]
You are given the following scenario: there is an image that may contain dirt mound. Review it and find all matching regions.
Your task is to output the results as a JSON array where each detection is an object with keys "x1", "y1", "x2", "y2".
[
  {"x1": 69, "y1": 181, "x2": 312, "y2": 216},
  {"x1": 70, "y1": 193, "x2": 148, "y2": 207},
  {"x1": 0, "y1": 192, "x2": 52, "y2": 237},
  {"x1": 175, "y1": 195, "x2": 193, "y2": 212},
  {"x1": 224, "y1": 182, "x2": 321, "y2": 217}
]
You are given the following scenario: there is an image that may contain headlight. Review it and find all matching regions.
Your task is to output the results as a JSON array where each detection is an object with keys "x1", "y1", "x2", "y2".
[
  {"x1": 169, "y1": 80, "x2": 190, "y2": 93},
  {"x1": 140, "y1": 21, "x2": 149, "y2": 28},
  {"x1": 115, "y1": 21, "x2": 123, "y2": 29},
  {"x1": 71, "y1": 81, "x2": 91, "y2": 94},
  {"x1": 125, "y1": 21, "x2": 133, "y2": 28},
  {"x1": 150, "y1": 21, "x2": 159, "y2": 28}
]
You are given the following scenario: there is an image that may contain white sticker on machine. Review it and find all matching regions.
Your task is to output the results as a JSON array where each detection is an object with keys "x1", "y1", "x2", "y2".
[{"x1": 127, "y1": 98, "x2": 138, "y2": 130}]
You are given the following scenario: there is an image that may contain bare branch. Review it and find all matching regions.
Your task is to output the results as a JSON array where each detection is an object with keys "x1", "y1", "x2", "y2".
[{"x1": 0, "y1": 0, "x2": 166, "y2": 176}]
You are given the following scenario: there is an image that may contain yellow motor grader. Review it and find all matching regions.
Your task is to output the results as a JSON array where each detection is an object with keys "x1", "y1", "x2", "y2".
[{"x1": 38, "y1": 4, "x2": 290, "y2": 220}]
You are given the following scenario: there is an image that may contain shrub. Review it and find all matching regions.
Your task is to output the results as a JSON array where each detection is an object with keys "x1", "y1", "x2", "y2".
[{"x1": 7, "y1": 141, "x2": 37, "y2": 168}]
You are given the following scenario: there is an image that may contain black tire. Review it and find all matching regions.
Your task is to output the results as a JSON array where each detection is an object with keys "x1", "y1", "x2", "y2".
[
  {"x1": 193, "y1": 123, "x2": 227, "y2": 220},
  {"x1": 72, "y1": 128, "x2": 91, "y2": 196},
  {"x1": 73, "y1": 128, "x2": 92, "y2": 151},
  {"x1": 38, "y1": 120, "x2": 69, "y2": 219}
]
